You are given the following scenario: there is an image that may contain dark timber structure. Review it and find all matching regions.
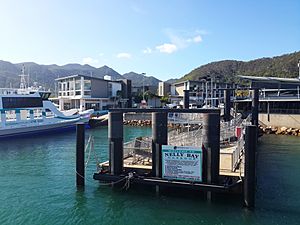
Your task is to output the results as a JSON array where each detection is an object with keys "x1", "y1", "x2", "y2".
[
  {"x1": 76, "y1": 123, "x2": 85, "y2": 187},
  {"x1": 74, "y1": 88, "x2": 259, "y2": 207},
  {"x1": 85, "y1": 103, "x2": 258, "y2": 208}
]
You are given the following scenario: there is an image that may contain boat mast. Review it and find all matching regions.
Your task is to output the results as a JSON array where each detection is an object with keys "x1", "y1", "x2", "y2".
[{"x1": 19, "y1": 64, "x2": 29, "y2": 90}]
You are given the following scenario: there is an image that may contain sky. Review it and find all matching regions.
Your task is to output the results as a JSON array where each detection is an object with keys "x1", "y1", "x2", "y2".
[{"x1": 0, "y1": 0, "x2": 299, "y2": 81}]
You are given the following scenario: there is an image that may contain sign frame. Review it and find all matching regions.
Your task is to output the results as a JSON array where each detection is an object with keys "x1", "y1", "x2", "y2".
[{"x1": 162, "y1": 145, "x2": 203, "y2": 182}]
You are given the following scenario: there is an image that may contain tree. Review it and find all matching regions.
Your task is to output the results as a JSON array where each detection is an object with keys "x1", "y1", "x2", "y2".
[{"x1": 160, "y1": 95, "x2": 170, "y2": 105}]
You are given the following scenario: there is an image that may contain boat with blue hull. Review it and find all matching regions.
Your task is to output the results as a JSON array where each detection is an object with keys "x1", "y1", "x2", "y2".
[{"x1": 0, "y1": 89, "x2": 93, "y2": 138}]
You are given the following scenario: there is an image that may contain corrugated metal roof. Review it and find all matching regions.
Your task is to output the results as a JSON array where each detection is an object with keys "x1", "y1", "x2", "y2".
[{"x1": 238, "y1": 75, "x2": 300, "y2": 83}]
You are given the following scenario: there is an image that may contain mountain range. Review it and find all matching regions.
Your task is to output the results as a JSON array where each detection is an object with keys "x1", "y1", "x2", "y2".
[
  {"x1": 0, "y1": 61, "x2": 161, "y2": 90},
  {"x1": 0, "y1": 51, "x2": 299, "y2": 91}
]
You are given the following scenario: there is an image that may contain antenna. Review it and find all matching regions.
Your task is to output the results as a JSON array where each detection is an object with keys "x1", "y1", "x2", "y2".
[{"x1": 19, "y1": 64, "x2": 29, "y2": 90}]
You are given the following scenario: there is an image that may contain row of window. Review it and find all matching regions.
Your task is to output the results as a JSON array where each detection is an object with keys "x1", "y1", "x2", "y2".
[
  {"x1": 59, "y1": 80, "x2": 91, "y2": 91},
  {"x1": 58, "y1": 91, "x2": 91, "y2": 96},
  {"x1": 2, "y1": 97, "x2": 43, "y2": 109}
]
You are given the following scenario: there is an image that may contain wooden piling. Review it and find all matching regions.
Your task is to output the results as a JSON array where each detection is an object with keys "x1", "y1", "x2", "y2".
[
  {"x1": 183, "y1": 90, "x2": 190, "y2": 109},
  {"x1": 224, "y1": 89, "x2": 231, "y2": 122},
  {"x1": 108, "y1": 112, "x2": 124, "y2": 175},
  {"x1": 151, "y1": 112, "x2": 168, "y2": 177},
  {"x1": 202, "y1": 113, "x2": 221, "y2": 185},
  {"x1": 251, "y1": 89, "x2": 259, "y2": 127},
  {"x1": 244, "y1": 125, "x2": 257, "y2": 208},
  {"x1": 76, "y1": 123, "x2": 85, "y2": 187}
]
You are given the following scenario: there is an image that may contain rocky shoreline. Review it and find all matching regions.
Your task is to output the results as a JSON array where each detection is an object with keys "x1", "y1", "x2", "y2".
[
  {"x1": 259, "y1": 125, "x2": 300, "y2": 136},
  {"x1": 124, "y1": 119, "x2": 300, "y2": 137},
  {"x1": 123, "y1": 119, "x2": 151, "y2": 126}
]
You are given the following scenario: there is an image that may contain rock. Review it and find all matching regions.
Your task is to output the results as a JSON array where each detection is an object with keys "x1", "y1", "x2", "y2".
[
  {"x1": 271, "y1": 127, "x2": 278, "y2": 133},
  {"x1": 280, "y1": 127, "x2": 288, "y2": 133}
]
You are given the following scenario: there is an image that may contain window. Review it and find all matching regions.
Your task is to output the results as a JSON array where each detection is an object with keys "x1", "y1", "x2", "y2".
[
  {"x1": 2, "y1": 97, "x2": 43, "y2": 108},
  {"x1": 75, "y1": 79, "x2": 81, "y2": 90},
  {"x1": 84, "y1": 80, "x2": 91, "y2": 90},
  {"x1": 84, "y1": 91, "x2": 91, "y2": 96},
  {"x1": 69, "y1": 81, "x2": 74, "y2": 90}
]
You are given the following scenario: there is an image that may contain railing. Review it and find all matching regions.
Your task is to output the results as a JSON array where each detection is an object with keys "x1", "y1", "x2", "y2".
[
  {"x1": 0, "y1": 88, "x2": 20, "y2": 95},
  {"x1": 122, "y1": 113, "x2": 251, "y2": 171},
  {"x1": 168, "y1": 113, "x2": 203, "y2": 124},
  {"x1": 123, "y1": 137, "x2": 152, "y2": 165},
  {"x1": 232, "y1": 134, "x2": 245, "y2": 172},
  {"x1": 168, "y1": 125, "x2": 203, "y2": 147}
]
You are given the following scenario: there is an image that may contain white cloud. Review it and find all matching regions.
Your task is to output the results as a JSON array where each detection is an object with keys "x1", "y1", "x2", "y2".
[
  {"x1": 193, "y1": 35, "x2": 202, "y2": 43},
  {"x1": 98, "y1": 53, "x2": 104, "y2": 57},
  {"x1": 117, "y1": 52, "x2": 131, "y2": 59},
  {"x1": 156, "y1": 43, "x2": 177, "y2": 54},
  {"x1": 143, "y1": 47, "x2": 152, "y2": 54},
  {"x1": 147, "y1": 29, "x2": 206, "y2": 55},
  {"x1": 82, "y1": 57, "x2": 98, "y2": 65}
]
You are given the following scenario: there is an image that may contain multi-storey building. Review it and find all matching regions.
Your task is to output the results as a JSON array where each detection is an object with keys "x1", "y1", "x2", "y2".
[{"x1": 55, "y1": 74, "x2": 131, "y2": 111}]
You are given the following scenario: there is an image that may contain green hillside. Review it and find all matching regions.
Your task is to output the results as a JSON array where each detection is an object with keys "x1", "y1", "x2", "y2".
[{"x1": 181, "y1": 51, "x2": 300, "y2": 82}]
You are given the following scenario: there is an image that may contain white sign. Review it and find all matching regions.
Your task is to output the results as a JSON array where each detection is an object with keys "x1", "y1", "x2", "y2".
[{"x1": 162, "y1": 145, "x2": 202, "y2": 182}]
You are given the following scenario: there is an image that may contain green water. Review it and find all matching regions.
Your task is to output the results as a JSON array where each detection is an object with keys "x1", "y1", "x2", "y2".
[{"x1": 0, "y1": 128, "x2": 299, "y2": 225}]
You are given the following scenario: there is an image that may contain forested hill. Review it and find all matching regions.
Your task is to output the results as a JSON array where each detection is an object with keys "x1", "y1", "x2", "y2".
[{"x1": 181, "y1": 51, "x2": 300, "y2": 82}]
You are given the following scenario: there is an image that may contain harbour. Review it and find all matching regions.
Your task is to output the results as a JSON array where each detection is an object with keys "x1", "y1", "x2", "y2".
[
  {"x1": 0, "y1": 1, "x2": 299, "y2": 223},
  {"x1": 0, "y1": 127, "x2": 299, "y2": 225}
]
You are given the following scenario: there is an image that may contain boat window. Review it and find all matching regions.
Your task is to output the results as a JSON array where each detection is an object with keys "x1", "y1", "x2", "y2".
[{"x1": 2, "y1": 97, "x2": 43, "y2": 108}]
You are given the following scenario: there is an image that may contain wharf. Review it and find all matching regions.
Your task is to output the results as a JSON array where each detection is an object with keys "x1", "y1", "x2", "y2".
[
  {"x1": 99, "y1": 143, "x2": 244, "y2": 178},
  {"x1": 77, "y1": 101, "x2": 258, "y2": 208}
]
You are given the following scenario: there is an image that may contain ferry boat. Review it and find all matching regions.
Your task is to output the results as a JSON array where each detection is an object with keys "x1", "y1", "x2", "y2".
[
  {"x1": 0, "y1": 68, "x2": 93, "y2": 138},
  {"x1": 0, "y1": 88, "x2": 93, "y2": 138}
]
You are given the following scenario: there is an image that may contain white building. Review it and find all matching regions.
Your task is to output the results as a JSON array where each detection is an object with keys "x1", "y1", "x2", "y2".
[{"x1": 54, "y1": 74, "x2": 130, "y2": 111}]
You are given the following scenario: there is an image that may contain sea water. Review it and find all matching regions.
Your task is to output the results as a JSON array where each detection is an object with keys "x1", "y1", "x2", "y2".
[{"x1": 0, "y1": 127, "x2": 299, "y2": 225}]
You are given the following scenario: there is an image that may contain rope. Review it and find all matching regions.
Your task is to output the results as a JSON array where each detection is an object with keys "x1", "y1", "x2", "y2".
[
  {"x1": 75, "y1": 170, "x2": 133, "y2": 187},
  {"x1": 84, "y1": 135, "x2": 92, "y2": 153},
  {"x1": 85, "y1": 136, "x2": 93, "y2": 169},
  {"x1": 122, "y1": 172, "x2": 133, "y2": 190}
]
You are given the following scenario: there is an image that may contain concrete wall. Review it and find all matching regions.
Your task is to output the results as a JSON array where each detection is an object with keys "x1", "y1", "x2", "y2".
[
  {"x1": 91, "y1": 79, "x2": 108, "y2": 98},
  {"x1": 259, "y1": 113, "x2": 300, "y2": 129}
]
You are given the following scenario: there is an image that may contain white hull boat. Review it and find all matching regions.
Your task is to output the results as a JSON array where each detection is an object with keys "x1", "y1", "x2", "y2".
[{"x1": 0, "y1": 91, "x2": 93, "y2": 138}]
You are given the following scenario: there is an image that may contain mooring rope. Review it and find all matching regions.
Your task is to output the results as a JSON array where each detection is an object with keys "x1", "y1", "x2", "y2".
[
  {"x1": 85, "y1": 136, "x2": 93, "y2": 169},
  {"x1": 75, "y1": 170, "x2": 133, "y2": 187}
]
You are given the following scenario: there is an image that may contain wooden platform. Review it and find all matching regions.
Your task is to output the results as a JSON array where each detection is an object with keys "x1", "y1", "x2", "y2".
[{"x1": 100, "y1": 145, "x2": 244, "y2": 178}]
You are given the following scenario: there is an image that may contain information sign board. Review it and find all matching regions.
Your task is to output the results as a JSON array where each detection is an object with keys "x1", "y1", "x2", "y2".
[{"x1": 162, "y1": 145, "x2": 202, "y2": 182}]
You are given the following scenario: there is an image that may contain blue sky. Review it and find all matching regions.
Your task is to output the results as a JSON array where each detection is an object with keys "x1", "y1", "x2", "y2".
[{"x1": 0, "y1": 0, "x2": 299, "y2": 80}]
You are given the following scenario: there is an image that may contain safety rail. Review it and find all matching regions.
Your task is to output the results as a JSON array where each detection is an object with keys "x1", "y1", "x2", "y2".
[
  {"x1": 168, "y1": 113, "x2": 203, "y2": 124},
  {"x1": 123, "y1": 137, "x2": 152, "y2": 165}
]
